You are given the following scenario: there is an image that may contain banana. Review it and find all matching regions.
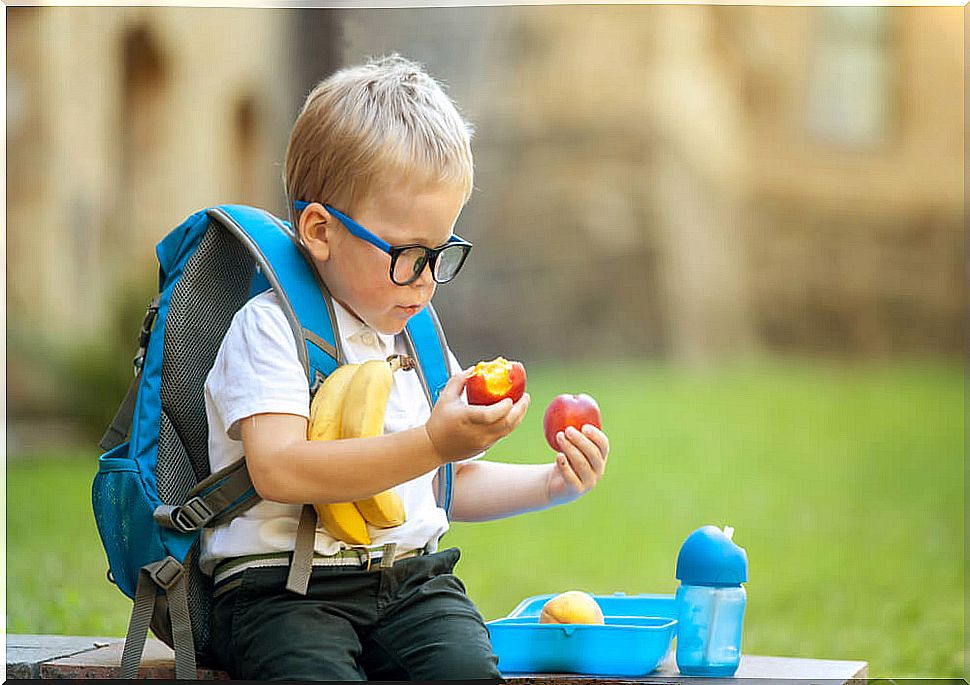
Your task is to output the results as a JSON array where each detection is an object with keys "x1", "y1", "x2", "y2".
[
  {"x1": 307, "y1": 363, "x2": 371, "y2": 545},
  {"x1": 306, "y1": 355, "x2": 415, "y2": 543},
  {"x1": 315, "y1": 501, "x2": 370, "y2": 546},
  {"x1": 343, "y1": 356, "x2": 413, "y2": 529},
  {"x1": 308, "y1": 363, "x2": 360, "y2": 441},
  {"x1": 354, "y1": 493, "x2": 406, "y2": 528},
  {"x1": 340, "y1": 357, "x2": 403, "y2": 440}
]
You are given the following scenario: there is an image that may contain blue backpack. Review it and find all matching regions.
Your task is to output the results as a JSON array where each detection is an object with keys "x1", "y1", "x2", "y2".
[{"x1": 92, "y1": 205, "x2": 455, "y2": 678}]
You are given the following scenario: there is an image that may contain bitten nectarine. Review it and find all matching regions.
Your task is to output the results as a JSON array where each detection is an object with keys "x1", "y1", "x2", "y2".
[{"x1": 466, "y1": 357, "x2": 527, "y2": 406}]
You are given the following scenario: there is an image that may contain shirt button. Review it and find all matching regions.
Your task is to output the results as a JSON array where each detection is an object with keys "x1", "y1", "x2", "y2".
[{"x1": 361, "y1": 331, "x2": 376, "y2": 346}]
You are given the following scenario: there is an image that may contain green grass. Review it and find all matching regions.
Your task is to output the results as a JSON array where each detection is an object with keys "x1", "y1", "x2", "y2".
[{"x1": 7, "y1": 358, "x2": 964, "y2": 678}]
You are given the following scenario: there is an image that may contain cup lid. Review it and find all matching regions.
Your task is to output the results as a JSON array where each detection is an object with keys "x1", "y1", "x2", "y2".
[{"x1": 676, "y1": 525, "x2": 748, "y2": 586}]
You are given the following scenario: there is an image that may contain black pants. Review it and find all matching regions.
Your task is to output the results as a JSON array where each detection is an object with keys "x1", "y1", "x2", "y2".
[{"x1": 209, "y1": 547, "x2": 502, "y2": 681}]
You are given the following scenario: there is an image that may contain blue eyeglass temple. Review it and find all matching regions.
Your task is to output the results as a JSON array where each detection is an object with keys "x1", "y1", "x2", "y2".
[{"x1": 293, "y1": 200, "x2": 465, "y2": 252}]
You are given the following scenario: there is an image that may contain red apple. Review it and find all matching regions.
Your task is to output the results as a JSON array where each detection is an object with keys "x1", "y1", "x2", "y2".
[
  {"x1": 543, "y1": 394, "x2": 602, "y2": 450},
  {"x1": 466, "y1": 357, "x2": 527, "y2": 406}
]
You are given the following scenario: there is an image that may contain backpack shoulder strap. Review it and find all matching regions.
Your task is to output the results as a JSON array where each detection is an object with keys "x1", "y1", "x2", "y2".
[
  {"x1": 207, "y1": 205, "x2": 344, "y2": 380},
  {"x1": 206, "y1": 205, "x2": 343, "y2": 595},
  {"x1": 157, "y1": 205, "x2": 342, "y2": 534},
  {"x1": 404, "y1": 305, "x2": 456, "y2": 516},
  {"x1": 156, "y1": 206, "x2": 455, "y2": 584}
]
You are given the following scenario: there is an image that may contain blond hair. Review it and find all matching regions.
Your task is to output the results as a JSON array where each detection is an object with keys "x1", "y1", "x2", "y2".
[{"x1": 284, "y1": 54, "x2": 474, "y2": 226}]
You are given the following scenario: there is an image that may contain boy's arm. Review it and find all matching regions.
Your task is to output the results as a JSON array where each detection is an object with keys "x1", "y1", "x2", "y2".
[
  {"x1": 242, "y1": 369, "x2": 528, "y2": 504},
  {"x1": 242, "y1": 413, "x2": 441, "y2": 503},
  {"x1": 448, "y1": 424, "x2": 609, "y2": 522}
]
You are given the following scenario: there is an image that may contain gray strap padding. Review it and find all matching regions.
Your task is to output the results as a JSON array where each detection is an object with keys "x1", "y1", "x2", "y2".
[
  {"x1": 154, "y1": 457, "x2": 261, "y2": 532},
  {"x1": 121, "y1": 557, "x2": 196, "y2": 679},
  {"x1": 379, "y1": 542, "x2": 398, "y2": 569},
  {"x1": 304, "y1": 328, "x2": 338, "y2": 362},
  {"x1": 100, "y1": 294, "x2": 161, "y2": 453},
  {"x1": 120, "y1": 567, "x2": 157, "y2": 677},
  {"x1": 285, "y1": 504, "x2": 318, "y2": 595},
  {"x1": 167, "y1": 567, "x2": 197, "y2": 680},
  {"x1": 99, "y1": 372, "x2": 140, "y2": 452}
]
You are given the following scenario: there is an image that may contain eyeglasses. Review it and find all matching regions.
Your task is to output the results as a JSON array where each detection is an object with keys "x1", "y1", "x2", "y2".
[{"x1": 294, "y1": 201, "x2": 472, "y2": 286}]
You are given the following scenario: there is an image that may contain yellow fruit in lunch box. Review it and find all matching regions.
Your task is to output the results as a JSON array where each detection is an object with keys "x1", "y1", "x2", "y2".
[{"x1": 538, "y1": 591, "x2": 605, "y2": 625}]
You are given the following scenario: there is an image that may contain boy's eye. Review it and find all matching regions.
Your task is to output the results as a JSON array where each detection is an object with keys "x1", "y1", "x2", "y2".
[{"x1": 393, "y1": 247, "x2": 429, "y2": 282}]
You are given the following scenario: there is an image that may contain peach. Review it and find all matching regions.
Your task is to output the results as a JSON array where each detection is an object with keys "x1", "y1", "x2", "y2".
[
  {"x1": 538, "y1": 590, "x2": 605, "y2": 625},
  {"x1": 543, "y1": 393, "x2": 602, "y2": 450}
]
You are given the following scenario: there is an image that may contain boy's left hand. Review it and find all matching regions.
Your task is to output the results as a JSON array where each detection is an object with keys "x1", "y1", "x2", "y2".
[{"x1": 546, "y1": 424, "x2": 609, "y2": 506}]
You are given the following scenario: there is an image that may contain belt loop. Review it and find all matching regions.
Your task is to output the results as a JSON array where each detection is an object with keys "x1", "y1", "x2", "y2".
[
  {"x1": 348, "y1": 546, "x2": 369, "y2": 570},
  {"x1": 380, "y1": 542, "x2": 398, "y2": 569}
]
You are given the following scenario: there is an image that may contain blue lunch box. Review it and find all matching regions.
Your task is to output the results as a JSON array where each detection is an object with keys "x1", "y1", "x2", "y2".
[{"x1": 487, "y1": 593, "x2": 678, "y2": 676}]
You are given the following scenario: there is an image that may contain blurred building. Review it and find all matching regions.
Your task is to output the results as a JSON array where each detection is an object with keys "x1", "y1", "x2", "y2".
[
  {"x1": 335, "y1": 5, "x2": 962, "y2": 364},
  {"x1": 406, "y1": 5, "x2": 962, "y2": 364},
  {"x1": 5, "y1": 6, "x2": 963, "y2": 445},
  {"x1": 7, "y1": 7, "x2": 294, "y2": 342},
  {"x1": 6, "y1": 7, "x2": 303, "y2": 448},
  {"x1": 719, "y1": 6, "x2": 964, "y2": 356}
]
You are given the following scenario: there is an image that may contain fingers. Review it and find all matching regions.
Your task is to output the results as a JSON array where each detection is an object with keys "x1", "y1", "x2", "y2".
[
  {"x1": 439, "y1": 368, "x2": 470, "y2": 401},
  {"x1": 467, "y1": 397, "x2": 514, "y2": 425},
  {"x1": 556, "y1": 428, "x2": 595, "y2": 484},
  {"x1": 507, "y1": 393, "x2": 531, "y2": 428},
  {"x1": 581, "y1": 424, "x2": 609, "y2": 463},
  {"x1": 557, "y1": 424, "x2": 606, "y2": 483},
  {"x1": 555, "y1": 451, "x2": 585, "y2": 493}
]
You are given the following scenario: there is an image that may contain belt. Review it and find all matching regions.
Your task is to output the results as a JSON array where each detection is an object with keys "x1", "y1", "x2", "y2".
[{"x1": 212, "y1": 542, "x2": 427, "y2": 596}]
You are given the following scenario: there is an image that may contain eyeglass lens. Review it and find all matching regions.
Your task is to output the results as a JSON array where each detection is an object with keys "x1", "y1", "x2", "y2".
[{"x1": 392, "y1": 245, "x2": 466, "y2": 285}]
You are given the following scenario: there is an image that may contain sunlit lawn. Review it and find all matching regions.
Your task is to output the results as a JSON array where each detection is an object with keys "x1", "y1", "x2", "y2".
[{"x1": 7, "y1": 358, "x2": 964, "y2": 678}]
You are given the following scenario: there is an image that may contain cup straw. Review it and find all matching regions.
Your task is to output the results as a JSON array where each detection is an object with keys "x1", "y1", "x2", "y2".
[{"x1": 705, "y1": 590, "x2": 721, "y2": 664}]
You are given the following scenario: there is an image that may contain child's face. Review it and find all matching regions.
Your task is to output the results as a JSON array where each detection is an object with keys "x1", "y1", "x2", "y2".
[{"x1": 306, "y1": 179, "x2": 467, "y2": 336}]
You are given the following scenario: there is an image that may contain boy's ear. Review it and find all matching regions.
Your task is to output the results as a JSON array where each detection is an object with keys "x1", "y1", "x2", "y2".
[{"x1": 297, "y1": 203, "x2": 333, "y2": 262}]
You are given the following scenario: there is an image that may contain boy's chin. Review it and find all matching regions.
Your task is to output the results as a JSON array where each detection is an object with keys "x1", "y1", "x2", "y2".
[
  {"x1": 374, "y1": 317, "x2": 408, "y2": 337},
  {"x1": 369, "y1": 303, "x2": 425, "y2": 336}
]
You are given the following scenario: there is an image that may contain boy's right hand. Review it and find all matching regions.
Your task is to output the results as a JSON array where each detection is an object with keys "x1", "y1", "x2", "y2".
[{"x1": 424, "y1": 367, "x2": 530, "y2": 463}]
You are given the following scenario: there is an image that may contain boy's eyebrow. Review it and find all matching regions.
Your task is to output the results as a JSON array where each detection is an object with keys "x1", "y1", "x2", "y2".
[{"x1": 394, "y1": 230, "x2": 454, "y2": 248}]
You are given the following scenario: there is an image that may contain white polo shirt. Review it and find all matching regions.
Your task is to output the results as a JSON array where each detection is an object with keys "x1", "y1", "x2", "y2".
[{"x1": 198, "y1": 290, "x2": 466, "y2": 576}]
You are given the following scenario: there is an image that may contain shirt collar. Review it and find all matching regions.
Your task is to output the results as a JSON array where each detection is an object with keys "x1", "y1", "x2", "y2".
[{"x1": 330, "y1": 299, "x2": 397, "y2": 353}]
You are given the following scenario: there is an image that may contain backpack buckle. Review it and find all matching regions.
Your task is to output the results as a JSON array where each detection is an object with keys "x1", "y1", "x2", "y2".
[
  {"x1": 132, "y1": 296, "x2": 161, "y2": 376},
  {"x1": 173, "y1": 496, "x2": 215, "y2": 531},
  {"x1": 149, "y1": 556, "x2": 183, "y2": 590}
]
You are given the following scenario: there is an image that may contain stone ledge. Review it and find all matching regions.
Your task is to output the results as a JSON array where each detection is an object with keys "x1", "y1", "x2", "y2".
[
  {"x1": 7, "y1": 634, "x2": 868, "y2": 682},
  {"x1": 6, "y1": 635, "x2": 228, "y2": 680}
]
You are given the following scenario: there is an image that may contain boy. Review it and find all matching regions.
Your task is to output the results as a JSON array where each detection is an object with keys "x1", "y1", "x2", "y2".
[{"x1": 202, "y1": 54, "x2": 610, "y2": 681}]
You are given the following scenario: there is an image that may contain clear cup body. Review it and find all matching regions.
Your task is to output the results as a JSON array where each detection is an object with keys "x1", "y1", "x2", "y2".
[{"x1": 675, "y1": 583, "x2": 746, "y2": 676}]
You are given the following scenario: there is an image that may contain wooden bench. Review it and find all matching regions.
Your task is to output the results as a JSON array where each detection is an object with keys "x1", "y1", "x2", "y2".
[{"x1": 6, "y1": 634, "x2": 869, "y2": 682}]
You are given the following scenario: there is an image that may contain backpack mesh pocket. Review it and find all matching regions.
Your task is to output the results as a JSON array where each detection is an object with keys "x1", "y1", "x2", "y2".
[{"x1": 92, "y1": 442, "x2": 167, "y2": 600}]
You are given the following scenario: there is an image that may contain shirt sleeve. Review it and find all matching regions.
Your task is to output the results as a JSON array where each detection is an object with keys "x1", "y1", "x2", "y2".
[
  {"x1": 206, "y1": 298, "x2": 311, "y2": 441},
  {"x1": 445, "y1": 347, "x2": 487, "y2": 464}
]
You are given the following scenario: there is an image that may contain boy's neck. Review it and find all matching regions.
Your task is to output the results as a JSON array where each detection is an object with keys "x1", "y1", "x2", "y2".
[{"x1": 333, "y1": 295, "x2": 367, "y2": 327}]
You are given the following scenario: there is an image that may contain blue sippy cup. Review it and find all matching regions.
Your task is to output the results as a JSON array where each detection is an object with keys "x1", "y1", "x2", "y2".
[{"x1": 675, "y1": 525, "x2": 748, "y2": 677}]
